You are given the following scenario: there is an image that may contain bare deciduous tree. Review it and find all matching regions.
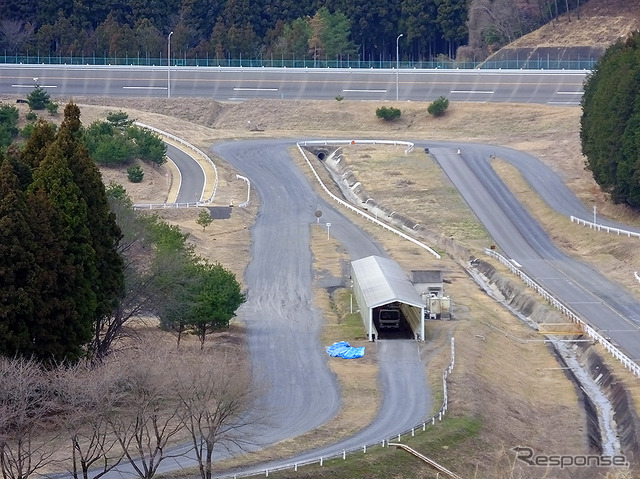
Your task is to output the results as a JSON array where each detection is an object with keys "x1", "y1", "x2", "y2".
[
  {"x1": 0, "y1": 21, "x2": 34, "y2": 54},
  {"x1": 176, "y1": 352, "x2": 256, "y2": 479},
  {"x1": 52, "y1": 360, "x2": 127, "y2": 479},
  {"x1": 109, "y1": 347, "x2": 187, "y2": 479},
  {"x1": 0, "y1": 358, "x2": 60, "y2": 479}
]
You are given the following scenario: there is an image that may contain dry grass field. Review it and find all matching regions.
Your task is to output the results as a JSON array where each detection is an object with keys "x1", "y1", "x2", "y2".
[{"x1": 7, "y1": 94, "x2": 640, "y2": 477}]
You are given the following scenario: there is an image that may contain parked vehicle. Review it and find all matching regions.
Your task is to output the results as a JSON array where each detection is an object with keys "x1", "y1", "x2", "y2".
[{"x1": 378, "y1": 308, "x2": 401, "y2": 328}]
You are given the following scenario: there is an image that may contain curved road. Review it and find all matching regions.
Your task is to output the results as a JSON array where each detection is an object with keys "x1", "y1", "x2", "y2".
[
  {"x1": 206, "y1": 139, "x2": 640, "y2": 476},
  {"x1": 425, "y1": 142, "x2": 640, "y2": 358},
  {"x1": 211, "y1": 140, "x2": 432, "y2": 457},
  {"x1": 166, "y1": 143, "x2": 205, "y2": 203},
  {"x1": 27, "y1": 65, "x2": 640, "y2": 474}
]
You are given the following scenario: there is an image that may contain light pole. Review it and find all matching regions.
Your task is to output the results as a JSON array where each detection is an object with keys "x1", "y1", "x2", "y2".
[
  {"x1": 396, "y1": 33, "x2": 403, "y2": 101},
  {"x1": 167, "y1": 31, "x2": 173, "y2": 98}
]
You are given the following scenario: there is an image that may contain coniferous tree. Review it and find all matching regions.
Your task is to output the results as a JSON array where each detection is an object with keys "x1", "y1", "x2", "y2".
[
  {"x1": 581, "y1": 31, "x2": 640, "y2": 207},
  {"x1": 55, "y1": 103, "x2": 125, "y2": 359},
  {"x1": 5, "y1": 146, "x2": 32, "y2": 191},
  {"x1": 20, "y1": 118, "x2": 56, "y2": 169},
  {"x1": 0, "y1": 158, "x2": 37, "y2": 356},
  {"x1": 27, "y1": 85, "x2": 51, "y2": 110},
  {"x1": 27, "y1": 140, "x2": 97, "y2": 362}
]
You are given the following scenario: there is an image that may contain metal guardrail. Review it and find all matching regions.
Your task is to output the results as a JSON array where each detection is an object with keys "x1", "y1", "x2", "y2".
[
  {"x1": 216, "y1": 337, "x2": 455, "y2": 479},
  {"x1": 299, "y1": 139, "x2": 414, "y2": 155},
  {"x1": 570, "y1": 216, "x2": 640, "y2": 240},
  {"x1": 484, "y1": 248, "x2": 640, "y2": 378},
  {"x1": 132, "y1": 122, "x2": 219, "y2": 210},
  {"x1": 297, "y1": 141, "x2": 439, "y2": 259}
]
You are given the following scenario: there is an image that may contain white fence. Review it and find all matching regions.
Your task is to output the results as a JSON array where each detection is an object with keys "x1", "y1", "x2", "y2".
[
  {"x1": 484, "y1": 247, "x2": 640, "y2": 378},
  {"x1": 299, "y1": 139, "x2": 414, "y2": 154},
  {"x1": 133, "y1": 122, "x2": 219, "y2": 209},
  {"x1": 570, "y1": 216, "x2": 640, "y2": 240},
  {"x1": 296, "y1": 141, "x2": 440, "y2": 259},
  {"x1": 216, "y1": 337, "x2": 455, "y2": 479}
]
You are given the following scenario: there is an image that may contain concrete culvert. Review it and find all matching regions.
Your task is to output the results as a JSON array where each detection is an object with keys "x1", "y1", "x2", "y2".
[{"x1": 316, "y1": 151, "x2": 327, "y2": 160}]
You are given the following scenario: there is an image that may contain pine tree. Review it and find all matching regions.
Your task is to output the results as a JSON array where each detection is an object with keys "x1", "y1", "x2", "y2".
[
  {"x1": 27, "y1": 85, "x2": 51, "y2": 110},
  {"x1": 56, "y1": 103, "x2": 125, "y2": 358},
  {"x1": 0, "y1": 158, "x2": 37, "y2": 356}
]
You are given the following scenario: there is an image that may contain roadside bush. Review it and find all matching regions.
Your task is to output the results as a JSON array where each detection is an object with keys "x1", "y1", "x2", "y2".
[
  {"x1": 27, "y1": 85, "x2": 51, "y2": 110},
  {"x1": 26, "y1": 111, "x2": 37, "y2": 121},
  {"x1": 376, "y1": 106, "x2": 401, "y2": 121},
  {"x1": 106, "y1": 110, "x2": 133, "y2": 129},
  {"x1": 126, "y1": 126, "x2": 167, "y2": 166},
  {"x1": 428, "y1": 96, "x2": 450, "y2": 117},
  {"x1": 92, "y1": 135, "x2": 137, "y2": 166},
  {"x1": 46, "y1": 101, "x2": 59, "y2": 115},
  {"x1": 127, "y1": 165, "x2": 144, "y2": 183}
]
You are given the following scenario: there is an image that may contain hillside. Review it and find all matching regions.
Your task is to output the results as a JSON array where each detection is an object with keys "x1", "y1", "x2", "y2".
[
  {"x1": 484, "y1": 0, "x2": 640, "y2": 68},
  {"x1": 510, "y1": 0, "x2": 640, "y2": 48}
]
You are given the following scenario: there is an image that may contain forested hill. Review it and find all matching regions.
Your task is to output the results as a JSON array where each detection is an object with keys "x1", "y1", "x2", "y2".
[{"x1": 2, "y1": 0, "x2": 586, "y2": 64}]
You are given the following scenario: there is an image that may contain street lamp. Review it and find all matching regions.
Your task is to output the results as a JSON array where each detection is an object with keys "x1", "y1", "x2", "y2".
[
  {"x1": 396, "y1": 33, "x2": 403, "y2": 101},
  {"x1": 168, "y1": 31, "x2": 173, "y2": 98}
]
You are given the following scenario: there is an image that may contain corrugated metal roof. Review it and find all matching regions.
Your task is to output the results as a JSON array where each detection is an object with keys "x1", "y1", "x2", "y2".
[{"x1": 351, "y1": 256, "x2": 425, "y2": 309}]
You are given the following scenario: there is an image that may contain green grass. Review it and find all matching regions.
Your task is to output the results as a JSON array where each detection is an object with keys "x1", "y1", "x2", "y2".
[{"x1": 265, "y1": 415, "x2": 482, "y2": 478}]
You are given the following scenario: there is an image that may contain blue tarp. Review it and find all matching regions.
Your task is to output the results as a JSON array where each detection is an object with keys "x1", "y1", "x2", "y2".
[{"x1": 326, "y1": 341, "x2": 365, "y2": 359}]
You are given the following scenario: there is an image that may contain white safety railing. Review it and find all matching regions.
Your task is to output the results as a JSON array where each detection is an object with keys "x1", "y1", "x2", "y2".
[
  {"x1": 215, "y1": 337, "x2": 455, "y2": 479},
  {"x1": 131, "y1": 201, "x2": 204, "y2": 210},
  {"x1": 484, "y1": 247, "x2": 640, "y2": 378},
  {"x1": 133, "y1": 122, "x2": 219, "y2": 209},
  {"x1": 235, "y1": 174, "x2": 251, "y2": 207},
  {"x1": 296, "y1": 142, "x2": 439, "y2": 259},
  {"x1": 570, "y1": 216, "x2": 640, "y2": 240},
  {"x1": 299, "y1": 139, "x2": 414, "y2": 154}
]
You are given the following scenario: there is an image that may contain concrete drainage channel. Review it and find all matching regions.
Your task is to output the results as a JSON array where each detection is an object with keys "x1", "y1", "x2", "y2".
[
  {"x1": 469, "y1": 259, "x2": 640, "y2": 459},
  {"x1": 304, "y1": 144, "x2": 640, "y2": 461}
]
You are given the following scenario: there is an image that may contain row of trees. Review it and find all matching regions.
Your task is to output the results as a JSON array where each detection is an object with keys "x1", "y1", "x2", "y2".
[
  {"x1": 0, "y1": 103, "x2": 125, "y2": 363},
  {"x1": 106, "y1": 184, "x2": 246, "y2": 352},
  {"x1": 86, "y1": 111, "x2": 166, "y2": 166},
  {"x1": 1, "y1": 0, "x2": 586, "y2": 63},
  {"x1": 581, "y1": 31, "x2": 640, "y2": 208},
  {"x1": 0, "y1": 101, "x2": 245, "y2": 362},
  {"x1": 0, "y1": 344, "x2": 256, "y2": 479}
]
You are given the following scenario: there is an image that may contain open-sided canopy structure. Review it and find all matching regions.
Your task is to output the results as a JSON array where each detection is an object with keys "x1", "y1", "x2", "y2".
[{"x1": 351, "y1": 255, "x2": 426, "y2": 341}]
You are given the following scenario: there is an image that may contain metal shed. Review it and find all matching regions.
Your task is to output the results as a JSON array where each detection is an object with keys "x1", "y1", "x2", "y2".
[{"x1": 351, "y1": 255, "x2": 426, "y2": 341}]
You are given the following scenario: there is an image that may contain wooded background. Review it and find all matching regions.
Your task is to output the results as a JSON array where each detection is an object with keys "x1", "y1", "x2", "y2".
[{"x1": 1, "y1": 0, "x2": 584, "y2": 63}]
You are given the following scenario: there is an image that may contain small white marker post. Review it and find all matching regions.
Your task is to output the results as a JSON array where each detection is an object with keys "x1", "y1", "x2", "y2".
[{"x1": 326, "y1": 222, "x2": 331, "y2": 240}]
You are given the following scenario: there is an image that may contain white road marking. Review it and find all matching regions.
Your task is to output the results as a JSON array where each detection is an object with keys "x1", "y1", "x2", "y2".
[
  {"x1": 123, "y1": 86, "x2": 167, "y2": 90},
  {"x1": 343, "y1": 89, "x2": 387, "y2": 93},
  {"x1": 12, "y1": 84, "x2": 57, "y2": 88},
  {"x1": 233, "y1": 87, "x2": 278, "y2": 91},
  {"x1": 450, "y1": 90, "x2": 494, "y2": 94}
]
